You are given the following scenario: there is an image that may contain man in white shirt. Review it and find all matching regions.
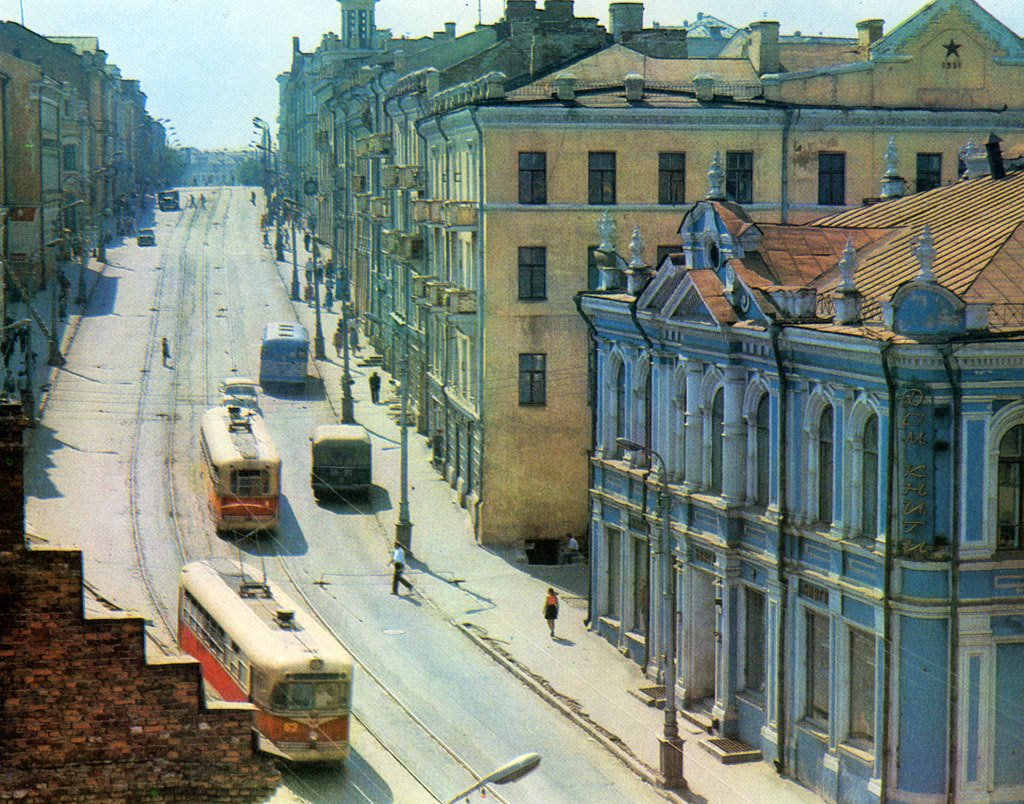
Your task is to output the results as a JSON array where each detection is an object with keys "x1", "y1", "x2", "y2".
[{"x1": 391, "y1": 541, "x2": 413, "y2": 595}]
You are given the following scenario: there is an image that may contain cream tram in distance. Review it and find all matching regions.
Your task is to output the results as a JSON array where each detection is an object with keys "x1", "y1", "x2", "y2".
[
  {"x1": 199, "y1": 405, "x2": 281, "y2": 532},
  {"x1": 178, "y1": 560, "x2": 354, "y2": 762}
]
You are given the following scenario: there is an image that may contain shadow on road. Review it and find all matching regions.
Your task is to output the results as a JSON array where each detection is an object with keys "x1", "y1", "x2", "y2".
[
  {"x1": 23, "y1": 422, "x2": 62, "y2": 501},
  {"x1": 262, "y1": 375, "x2": 326, "y2": 402},
  {"x1": 81, "y1": 271, "x2": 119, "y2": 318},
  {"x1": 316, "y1": 484, "x2": 392, "y2": 516},
  {"x1": 232, "y1": 495, "x2": 308, "y2": 558},
  {"x1": 280, "y1": 743, "x2": 399, "y2": 804}
]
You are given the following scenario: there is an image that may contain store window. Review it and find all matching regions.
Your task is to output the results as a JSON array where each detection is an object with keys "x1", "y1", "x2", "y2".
[
  {"x1": 848, "y1": 627, "x2": 876, "y2": 745},
  {"x1": 806, "y1": 608, "x2": 830, "y2": 725},
  {"x1": 744, "y1": 587, "x2": 766, "y2": 694}
]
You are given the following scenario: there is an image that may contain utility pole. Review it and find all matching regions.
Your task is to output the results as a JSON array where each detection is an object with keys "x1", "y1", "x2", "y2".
[
  {"x1": 311, "y1": 223, "x2": 326, "y2": 360},
  {"x1": 286, "y1": 199, "x2": 300, "y2": 301},
  {"x1": 395, "y1": 259, "x2": 412, "y2": 550}
]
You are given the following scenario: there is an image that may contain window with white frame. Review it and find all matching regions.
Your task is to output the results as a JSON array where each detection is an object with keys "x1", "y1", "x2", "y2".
[
  {"x1": 861, "y1": 415, "x2": 880, "y2": 539},
  {"x1": 755, "y1": 395, "x2": 771, "y2": 508},
  {"x1": 710, "y1": 388, "x2": 724, "y2": 493},
  {"x1": 613, "y1": 362, "x2": 627, "y2": 449},
  {"x1": 631, "y1": 536, "x2": 649, "y2": 634},
  {"x1": 817, "y1": 406, "x2": 834, "y2": 525},
  {"x1": 606, "y1": 527, "x2": 622, "y2": 619},
  {"x1": 805, "y1": 607, "x2": 830, "y2": 726},
  {"x1": 998, "y1": 424, "x2": 1024, "y2": 549},
  {"x1": 743, "y1": 587, "x2": 766, "y2": 696},
  {"x1": 848, "y1": 626, "x2": 875, "y2": 746}
]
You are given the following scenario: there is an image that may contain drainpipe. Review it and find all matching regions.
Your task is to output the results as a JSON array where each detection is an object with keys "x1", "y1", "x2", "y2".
[
  {"x1": 769, "y1": 321, "x2": 789, "y2": 775},
  {"x1": 573, "y1": 290, "x2": 600, "y2": 630},
  {"x1": 468, "y1": 107, "x2": 486, "y2": 533},
  {"x1": 629, "y1": 295, "x2": 659, "y2": 674},
  {"x1": 940, "y1": 343, "x2": 962, "y2": 804},
  {"x1": 780, "y1": 108, "x2": 795, "y2": 225},
  {"x1": 878, "y1": 339, "x2": 896, "y2": 804}
]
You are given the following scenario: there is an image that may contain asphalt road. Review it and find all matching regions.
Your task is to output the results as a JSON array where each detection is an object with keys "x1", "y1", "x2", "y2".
[{"x1": 26, "y1": 186, "x2": 664, "y2": 804}]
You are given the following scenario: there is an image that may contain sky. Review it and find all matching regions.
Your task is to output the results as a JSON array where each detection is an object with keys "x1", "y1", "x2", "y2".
[{"x1": 7, "y1": 0, "x2": 1024, "y2": 150}]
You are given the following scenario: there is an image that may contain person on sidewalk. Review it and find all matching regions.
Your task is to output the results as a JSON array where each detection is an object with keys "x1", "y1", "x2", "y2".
[
  {"x1": 369, "y1": 371, "x2": 381, "y2": 404},
  {"x1": 391, "y1": 542, "x2": 413, "y2": 595},
  {"x1": 161, "y1": 337, "x2": 171, "y2": 368},
  {"x1": 349, "y1": 326, "x2": 360, "y2": 355},
  {"x1": 333, "y1": 325, "x2": 344, "y2": 358},
  {"x1": 543, "y1": 588, "x2": 559, "y2": 639}
]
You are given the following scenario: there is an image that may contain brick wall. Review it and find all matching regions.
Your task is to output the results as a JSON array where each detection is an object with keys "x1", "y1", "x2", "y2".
[{"x1": 0, "y1": 407, "x2": 281, "y2": 802}]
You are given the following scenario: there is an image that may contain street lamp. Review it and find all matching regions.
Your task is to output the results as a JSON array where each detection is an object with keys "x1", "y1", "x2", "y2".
[
  {"x1": 444, "y1": 753, "x2": 541, "y2": 804},
  {"x1": 282, "y1": 198, "x2": 300, "y2": 301},
  {"x1": 394, "y1": 257, "x2": 413, "y2": 551},
  {"x1": 615, "y1": 438, "x2": 685, "y2": 789}
]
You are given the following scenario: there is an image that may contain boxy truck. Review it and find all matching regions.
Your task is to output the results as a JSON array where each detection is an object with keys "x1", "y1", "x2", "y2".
[{"x1": 310, "y1": 424, "x2": 373, "y2": 502}]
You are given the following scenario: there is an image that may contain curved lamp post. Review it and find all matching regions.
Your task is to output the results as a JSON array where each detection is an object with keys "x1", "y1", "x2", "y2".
[
  {"x1": 616, "y1": 438, "x2": 685, "y2": 789},
  {"x1": 444, "y1": 752, "x2": 541, "y2": 804}
]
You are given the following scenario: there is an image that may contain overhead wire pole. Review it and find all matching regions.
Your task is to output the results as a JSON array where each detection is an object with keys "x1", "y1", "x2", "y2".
[{"x1": 395, "y1": 257, "x2": 412, "y2": 550}]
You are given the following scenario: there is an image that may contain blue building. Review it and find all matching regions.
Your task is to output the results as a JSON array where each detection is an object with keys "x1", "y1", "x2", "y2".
[{"x1": 579, "y1": 143, "x2": 1024, "y2": 803}]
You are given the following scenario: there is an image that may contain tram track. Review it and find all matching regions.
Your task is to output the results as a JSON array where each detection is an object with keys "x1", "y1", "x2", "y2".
[{"x1": 141, "y1": 187, "x2": 503, "y2": 803}]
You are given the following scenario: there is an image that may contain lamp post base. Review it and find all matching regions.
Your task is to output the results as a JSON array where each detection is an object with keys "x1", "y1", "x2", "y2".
[
  {"x1": 659, "y1": 735, "x2": 685, "y2": 790},
  {"x1": 290, "y1": 277, "x2": 301, "y2": 301},
  {"x1": 395, "y1": 518, "x2": 412, "y2": 551},
  {"x1": 341, "y1": 382, "x2": 355, "y2": 423}
]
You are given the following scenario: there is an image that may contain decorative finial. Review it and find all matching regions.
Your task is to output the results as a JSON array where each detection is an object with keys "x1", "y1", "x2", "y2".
[
  {"x1": 707, "y1": 151, "x2": 725, "y2": 201},
  {"x1": 838, "y1": 239, "x2": 858, "y2": 291},
  {"x1": 880, "y1": 137, "x2": 906, "y2": 199},
  {"x1": 628, "y1": 226, "x2": 646, "y2": 269},
  {"x1": 913, "y1": 225, "x2": 937, "y2": 283},
  {"x1": 598, "y1": 210, "x2": 615, "y2": 253},
  {"x1": 884, "y1": 137, "x2": 899, "y2": 179}
]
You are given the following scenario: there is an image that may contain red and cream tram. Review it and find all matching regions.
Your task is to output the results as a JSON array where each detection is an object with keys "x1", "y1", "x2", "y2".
[
  {"x1": 199, "y1": 405, "x2": 281, "y2": 532},
  {"x1": 178, "y1": 560, "x2": 354, "y2": 762}
]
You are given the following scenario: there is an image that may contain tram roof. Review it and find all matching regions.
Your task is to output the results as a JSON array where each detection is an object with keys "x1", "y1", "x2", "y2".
[
  {"x1": 200, "y1": 406, "x2": 281, "y2": 466},
  {"x1": 180, "y1": 560, "x2": 352, "y2": 674}
]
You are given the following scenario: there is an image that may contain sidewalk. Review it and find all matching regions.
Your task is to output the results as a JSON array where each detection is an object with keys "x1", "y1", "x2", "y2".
[{"x1": 273, "y1": 259, "x2": 821, "y2": 804}]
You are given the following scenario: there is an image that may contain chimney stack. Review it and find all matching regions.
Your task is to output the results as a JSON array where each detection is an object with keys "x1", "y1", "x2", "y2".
[
  {"x1": 544, "y1": 0, "x2": 574, "y2": 20},
  {"x1": 609, "y1": 3, "x2": 644, "y2": 42},
  {"x1": 749, "y1": 20, "x2": 781, "y2": 75},
  {"x1": 624, "y1": 73, "x2": 644, "y2": 102},
  {"x1": 986, "y1": 132, "x2": 1006, "y2": 180},
  {"x1": 555, "y1": 73, "x2": 577, "y2": 101},
  {"x1": 0, "y1": 401, "x2": 29, "y2": 553},
  {"x1": 505, "y1": 0, "x2": 537, "y2": 21},
  {"x1": 445, "y1": 22, "x2": 457, "y2": 37},
  {"x1": 856, "y1": 19, "x2": 884, "y2": 49}
]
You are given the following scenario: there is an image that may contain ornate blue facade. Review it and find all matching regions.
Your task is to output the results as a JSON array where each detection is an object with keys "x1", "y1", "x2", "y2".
[{"x1": 579, "y1": 152, "x2": 1024, "y2": 803}]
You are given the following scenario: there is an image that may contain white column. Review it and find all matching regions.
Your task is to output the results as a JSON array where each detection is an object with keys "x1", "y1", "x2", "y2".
[{"x1": 722, "y1": 364, "x2": 747, "y2": 506}]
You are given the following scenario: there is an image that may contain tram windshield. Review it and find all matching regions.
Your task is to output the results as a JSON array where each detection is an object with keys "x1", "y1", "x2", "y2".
[{"x1": 270, "y1": 677, "x2": 345, "y2": 712}]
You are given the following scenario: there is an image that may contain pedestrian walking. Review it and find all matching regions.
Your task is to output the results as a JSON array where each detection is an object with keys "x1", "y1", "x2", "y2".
[
  {"x1": 161, "y1": 337, "x2": 171, "y2": 367},
  {"x1": 251, "y1": 190, "x2": 256, "y2": 205},
  {"x1": 369, "y1": 371, "x2": 381, "y2": 404},
  {"x1": 349, "y1": 326, "x2": 360, "y2": 355},
  {"x1": 562, "y1": 532, "x2": 581, "y2": 564},
  {"x1": 391, "y1": 541, "x2": 413, "y2": 595},
  {"x1": 543, "y1": 588, "x2": 559, "y2": 639},
  {"x1": 333, "y1": 326, "x2": 344, "y2": 357}
]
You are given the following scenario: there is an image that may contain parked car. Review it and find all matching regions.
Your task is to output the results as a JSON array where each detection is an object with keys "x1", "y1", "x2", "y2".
[
  {"x1": 137, "y1": 228, "x2": 156, "y2": 246},
  {"x1": 219, "y1": 377, "x2": 262, "y2": 415}
]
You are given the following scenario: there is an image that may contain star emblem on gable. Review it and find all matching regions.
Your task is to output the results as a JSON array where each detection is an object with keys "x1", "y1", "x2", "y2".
[{"x1": 944, "y1": 38, "x2": 962, "y2": 58}]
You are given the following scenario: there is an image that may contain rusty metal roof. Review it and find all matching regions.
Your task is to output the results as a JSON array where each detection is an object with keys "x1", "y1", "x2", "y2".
[{"x1": 809, "y1": 170, "x2": 1024, "y2": 308}]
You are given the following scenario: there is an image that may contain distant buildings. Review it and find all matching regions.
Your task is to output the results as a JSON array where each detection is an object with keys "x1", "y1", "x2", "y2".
[
  {"x1": 0, "y1": 23, "x2": 167, "y2": 333},
  {"x1": 278, "y1": 0, "x2": 1024, "y2": 557},
  {"x1": 178, "y1": 148, "x2": 251, "y2": 187}
]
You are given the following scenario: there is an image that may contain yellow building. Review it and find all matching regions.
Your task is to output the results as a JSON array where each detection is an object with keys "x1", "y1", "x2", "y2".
[{"x1": 413, "y1": 0, "x2": 1024, "y2": 548}]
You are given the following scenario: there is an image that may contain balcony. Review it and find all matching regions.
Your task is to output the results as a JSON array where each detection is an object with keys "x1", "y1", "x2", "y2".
[
  {"x1": 381, "y1": 164, "x2": 402, "y2": 189},
  {"x1": 368, "y1": 196, "x2": 390, "y2": 220},
  {"x1": 443, "y1": 201, "x2": 478, "y2": 229},
  {"x1": 397, "y1": 165, "x2": 424, "y2": 190},
  {"x1": 425, "y1": 281, "x2": 450, "y2": 307},
  {"x1": 382, "y1": 230, "x2": 423, "y2": 261},
  {"x1": 446, "y1": 288, "x2": 477, "y2": 315},
  {"x1": 354, "y1": 132, "x2": 391, "y2": 158},
  {"x1": 412, "y1": 198, "x2": 444, "y2": 224}
]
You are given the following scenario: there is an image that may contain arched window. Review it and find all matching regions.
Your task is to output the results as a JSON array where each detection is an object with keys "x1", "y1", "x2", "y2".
[
  {"x1": 755, "y1": 395, "x2": 771, "y2": 507},
  {"x1": 998, "y1": 424, "x2": 1024, "y2": 549},
  {"x1": 710, "y1": 388, "x2": 724, "y2": 493},
  {"x1": 861, "y1": 415, "x2": 879, "y2": 538},
  {"x1": 817, "y1": 406, "x2": 834, "y2": 524},
  {"x1": 614, "y1": 362, "x2": 627, "y2": 443}
]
